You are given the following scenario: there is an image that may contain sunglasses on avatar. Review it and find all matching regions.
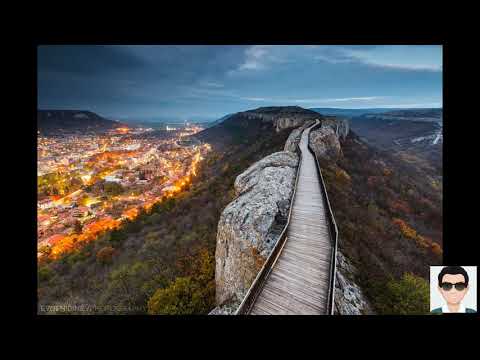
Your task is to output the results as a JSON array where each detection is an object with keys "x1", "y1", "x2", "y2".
[{"x1": 440, "y1": 282, "x2": 467, "y2": 291}]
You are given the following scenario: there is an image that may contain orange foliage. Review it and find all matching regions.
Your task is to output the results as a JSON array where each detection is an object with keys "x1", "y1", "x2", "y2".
[
  {"x1": 45, "y1": 234, "x2": 66, "y2": 246},
  {"x1": 392, "y1": 218, "x2": 441, "y2": 253},
  {"x1": 51, "y1": 236, "x2": 76, "y2": 257},
  {"x1": 122, "y1": 207, "x2": 139, "y2": 220},
  {"x1": 383, "y1": 168, "x2": 392, "y2": 176},
  {"x1": 431, "y1": 242, "x2": 443, "y2": 256},
  {"x1": 335, "y1": 168, "x2": 351, "y2": 183},
  {"x1": 392, "y1": 218, "x2": 417, "y2": 239}
]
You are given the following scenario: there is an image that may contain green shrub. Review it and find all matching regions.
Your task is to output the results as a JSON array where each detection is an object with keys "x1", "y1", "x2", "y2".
[
  {"x1": 39, "y1": 266, "x2": 54, "y2": 283},
  {"x1": 376, "y1": 273, "x2": 429, "y2": 315},
  {"x1": 110, "y1": 229, "x2": 127, "y2": 243}
]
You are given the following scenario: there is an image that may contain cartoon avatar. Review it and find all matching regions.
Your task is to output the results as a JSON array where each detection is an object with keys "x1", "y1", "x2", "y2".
[{"x1": 431, "y1": 266, "x2": 476, "y2": 314}]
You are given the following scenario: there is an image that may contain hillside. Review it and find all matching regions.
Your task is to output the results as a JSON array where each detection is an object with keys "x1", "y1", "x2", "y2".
[
  {"x1": 319, "y1": 129, "x2": 442, "y2": 313},
  {"x1": 349, "y1": 110, "x2": 443, "y2": 177},
  {"x1": 37, "y1": 107, "x2": 309, "y2": 314},
  {"x1": 310, "y1": 107, "x2": 442, "y2": 121},
  {"x1": 37, "y1": 106, "x2": 442, "y2": 315},
  {"x1": 361, "y1": 108, "x2": 442, "y2": 122},
  {"x1": 38, "y1": 110, "x2": 125, "y2": 134}
]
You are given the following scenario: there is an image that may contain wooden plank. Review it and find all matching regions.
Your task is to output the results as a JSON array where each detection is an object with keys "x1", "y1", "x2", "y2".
[{"x1": 248, "y1": 121, "x2": 333, "y2": 316}]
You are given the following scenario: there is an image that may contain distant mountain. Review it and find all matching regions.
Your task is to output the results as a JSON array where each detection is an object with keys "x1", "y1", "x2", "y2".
[
  {"x1": 205, "y1": 113, "x2": 235, "y2": 128},
  {"x1": 310, "y1": 107, "x2": 442, "y2": 120},
  {"x1": 348, "y1": 110, "x2": 443, "y2": 175},
  {"x1": 195, "y1": 106, "x2": 319, "y2": 148},
  {"x1": 349, "y1": 108, "x2": 442, "y2": 147},
  {"x1": 359, "y1": 108, "x2": 442, "y2": 122},
  {"x1": 310, "y1": 108, "x2": 406, "y2": 118},
  {"x1": 38, "y1": 110, "x2": 125, "y2": 134}
]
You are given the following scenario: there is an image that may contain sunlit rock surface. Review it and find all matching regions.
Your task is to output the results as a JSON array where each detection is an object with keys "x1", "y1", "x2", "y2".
[{"x1": 215, "y1": 151, "x2": 299, "y2": 306}]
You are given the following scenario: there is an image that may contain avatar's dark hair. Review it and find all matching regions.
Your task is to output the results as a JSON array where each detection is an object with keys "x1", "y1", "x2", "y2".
[{"x1": 438, "y1": 266, "x2": 469, "y2": 286}]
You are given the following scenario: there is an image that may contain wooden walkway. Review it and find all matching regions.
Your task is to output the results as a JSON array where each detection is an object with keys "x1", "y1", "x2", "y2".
[{"x1": 249, "y1": 121, "x2": 332, "y2": 315}]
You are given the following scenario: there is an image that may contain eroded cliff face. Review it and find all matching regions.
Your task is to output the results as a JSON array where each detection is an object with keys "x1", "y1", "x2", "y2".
[
  {"x1": 215, "y1": 151, "x2": 299, "y2": 307},
  {"x1": 239, "y1": 107, "x2": 319, "y2": 133},
  {"x1": 309, "y1": 117, "x2": 350, "y2": 162}
]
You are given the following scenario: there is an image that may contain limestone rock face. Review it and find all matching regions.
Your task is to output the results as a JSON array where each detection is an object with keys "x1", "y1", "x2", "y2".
[
  {"x1": 284, "y1": 120, "x2": 315, "y2": 152},
  {"x1": 239, "y1": 107, "x2": 318, "y2": 133},
  {"x1": 275, "y1": 116, "x2": 313, "y2": 132},
  {"x1": 215, "y1": 151, "x2": 299, "y2": 306},
  {"x1": 323, "y1": 117, "x2": 350, "y2": 140},
  {"x1": 334, "y1": 251, "x2": 374, "y2": 315},
  {"x1": 309, "y1": 118, "x2": 349, "y2": 161}
]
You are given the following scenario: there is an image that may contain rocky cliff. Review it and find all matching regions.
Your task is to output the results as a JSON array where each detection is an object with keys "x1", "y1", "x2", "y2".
[
  {"x1": 215, "y1": 150, "x2": 299, "y2": 308},
  {"x1": 212, "y1": 114, "x2": 371, "y2": 315},
  {"x1": 284, "y1": 119, "x2": 316, "y2": 152},
  {"x1": 335, "y1": 251, "x2": 374, "y2": 315},
  {"x1": 242, "y1": 106, "x2": 319, "y2": 133},
  {"x1": 309, "y1": 117, "x2": 349, "y2": 162}
]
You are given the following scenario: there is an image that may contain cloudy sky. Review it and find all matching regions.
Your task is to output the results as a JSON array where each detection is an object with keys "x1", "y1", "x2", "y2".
[{"x1": 38, "y1": 45, "x2": 442, "y2": 122}]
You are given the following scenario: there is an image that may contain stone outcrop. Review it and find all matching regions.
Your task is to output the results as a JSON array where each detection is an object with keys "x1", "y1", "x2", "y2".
[
  {"x1": 323, "y1": 117, "x2": 350, "y2": 140},
  {"x1": 240, "y1": 107, "x2": 319, "y2": 133},
  {"x1": 334, "y1": 251, "x2": 374, "y2": 315},
  {"x1": 284, "y1": 120, "x2": 315, "y2": 152},
  {"x1": 215, "y1": 151, "x2": 299, "y2": 306},
  {"x1": 309, "y1": 117, "x2": 349, "y2": 162},
  {"x1": 274, "y1": 116, "x2": 313, "y2": 133}
]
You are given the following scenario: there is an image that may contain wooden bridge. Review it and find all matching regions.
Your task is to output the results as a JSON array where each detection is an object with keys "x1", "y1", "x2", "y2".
[{"x1": 236, "y1": 120, "x2": 338, "y2": 315}]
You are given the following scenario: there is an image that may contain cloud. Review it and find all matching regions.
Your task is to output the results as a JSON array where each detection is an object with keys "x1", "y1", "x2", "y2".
[
  {"x1": 232, "y1": 45, "x2": 289, "y2": 73},
  {"x1": 313, "y1": 47, "x2": 358, "y2": 64},
  {"x1": 238, "y1": 46, "x2": 269, "y2": 70},
  {"x1": 361, "y1": 62, "x2": 442, "y2": 72},
  {"x1": 371, "y1": 102, "x2": 442, "y2": 108},
  {"x1": 241, "y1": 97, "x2": 268, "y2": 101},
  {"x1": 202, "y1": 81, "x2": 224, "y2": 88},
  {"x1": 313, "y1": 45, "x2": 442, "y2": 72}
]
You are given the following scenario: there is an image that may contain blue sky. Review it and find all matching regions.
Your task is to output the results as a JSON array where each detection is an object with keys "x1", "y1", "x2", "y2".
[{"x1": 38, "y1": 45, "x2": 442, "y2": 122}]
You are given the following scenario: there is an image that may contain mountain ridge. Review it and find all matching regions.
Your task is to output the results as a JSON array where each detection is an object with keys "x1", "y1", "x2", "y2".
[{"x1": 38, "y1": 110, "x2": 126, "y2": 134}]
